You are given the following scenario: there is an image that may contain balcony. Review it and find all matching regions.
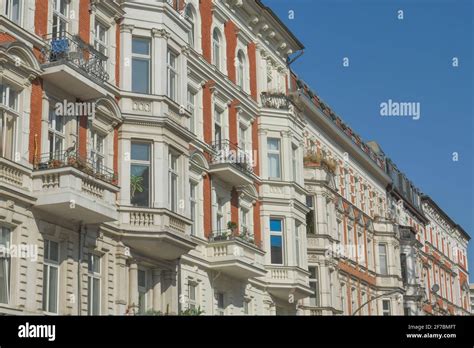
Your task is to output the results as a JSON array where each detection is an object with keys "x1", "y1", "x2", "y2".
[
  {"x1": 264, "y1": 266, "x2": 312, "y2": 301},
  {"x1": 118, "y1": 207, "x2": 197, "y2": 260},
  {"x1": 209, "y1": 140, "x2": 255, "y2": 186},
  {"x1": 32, "y1": 151, "x2": 118, "y2": 224},
  {"x1": 40, "y1": 32, "x2": 109, "y2": 100},
  {"x1": 0, "y1": 157, "x2": 35, "y2": 205},
  {"x1": 206, "y1": 229, "x2": 266, "y2": 279}
]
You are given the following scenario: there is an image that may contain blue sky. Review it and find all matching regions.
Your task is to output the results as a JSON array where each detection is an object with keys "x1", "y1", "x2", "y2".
[{"x1": 265, "y1": 0, "x2": 474, "y2": 273}]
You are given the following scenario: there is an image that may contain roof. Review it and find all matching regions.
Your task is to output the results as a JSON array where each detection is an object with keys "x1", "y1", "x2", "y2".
[{"x1": 421, "y1": 195, "x2": 470, "y2": 241}]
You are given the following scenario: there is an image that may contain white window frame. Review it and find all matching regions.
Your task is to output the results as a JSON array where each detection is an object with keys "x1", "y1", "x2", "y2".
[
  {"x1": 131, "y1": 37, "x2": 151, "y2": 94},
  {"x1": 309, "y1": 266, "x2": 319, "y2": 307},
  {"x1": 187, "y1": 87, "x2": 196, "y2": 134},
  {"x1": 0, "y1": 84, "x2": 19, "y2": 160},
  {"x1": 216, "y1": 197, "x2": 224, "y2": 232},
  {"x1": 130, "y1": 141, "x2": 151, "y2": 207},
  {"x1": 382, "y1": 299, "x2": 391, "y2": 316},
  {"x1": 52, "y1": 0, "x2": 70, "y2": 38},
  {"x1": 216, "y1": 292, "x2": 225, "y2": 315},
  {"x1": 87, "y1": 253, "x2": 101, "y2": 315},
  {"x1": 236, "y1": 50, "x2": 246, "y2": 89},
  {"x1": 168, "y1": 151, "x2": 179, "y2": 213},
  {"x1": 267, "y1": 138, "x2": 281, "y2": 179},
  {"x1": 378, "y1": 243, "x2": 388, "y2": 275},
  {"x1": 43, "y1": 239, "x2": 60, "y2": 314},
  {"x1": 4, "y1": 0, "x2": 21, "y2": 25},
  {"x1": 214, "y1": 107, "x2": 223, "y2": 145},
  {"x1": 240, "y1": 207, "x2": 249, "y2": 235},
  {"x1": 212, "y1": 28, "x2": 221, "y2": 70},
  {"x1": 295, "y1": 220, "x2": 301, "y2": 267},
  {"x1": 89, "y1": 128, "x2": 105, "y2": 172},
  {"x1": 48, "y1": 105, "x2": 65, "y2": 158},
  {"x1": 188, "y1": 281, "x2": 197, "y2": 310},
  {"x1": 138, "y1": 269, "x2": 147, "y2": 314},
  {"x1": 190, "y1": 180, "x2": 198, "y2": 236},
  {"x1": 167, "y1": 48, "x2": 179, "y2": 101},
  {"x1": 270, "y1": 217, "x2": 284, "y2": 265}
]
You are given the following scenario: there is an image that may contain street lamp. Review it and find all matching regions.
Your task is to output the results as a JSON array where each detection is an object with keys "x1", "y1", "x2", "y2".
[{"x1": 352, "y1": 289, "x2": 402, "y2": 316}]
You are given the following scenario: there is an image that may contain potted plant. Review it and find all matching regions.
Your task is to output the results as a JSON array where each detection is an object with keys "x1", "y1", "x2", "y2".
[{"x1": 130, "y1": 175, "x2": 144, "y2": 199}]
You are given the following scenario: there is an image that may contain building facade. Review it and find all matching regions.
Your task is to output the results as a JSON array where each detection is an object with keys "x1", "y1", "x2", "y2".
[{"x1": 0, "y1": 0, "x2": 469, "y2": 316}]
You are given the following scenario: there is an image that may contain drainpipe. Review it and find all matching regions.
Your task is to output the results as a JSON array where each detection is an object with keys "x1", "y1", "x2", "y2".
[{"x1": 287, "y1": 49, "x2": 304, "y2": 67}]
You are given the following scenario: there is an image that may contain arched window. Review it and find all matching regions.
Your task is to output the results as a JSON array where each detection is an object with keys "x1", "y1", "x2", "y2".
[
  {"x1": 185, "y1": 4, "x2": 195, "y2": 47},
  {"x1": 212, "y1": 28, "x2": 221, "y2": 69},
  {"x1": 236, "y1": 50, "x2": 246, "y2": 89}
]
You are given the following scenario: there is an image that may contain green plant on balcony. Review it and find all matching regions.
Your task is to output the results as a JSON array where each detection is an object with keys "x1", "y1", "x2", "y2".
[
  {"x1": 227, "y1": 221, "x2": 238, "y2": 235},
  {"x1": 130, "y1": 175, "x2": 144, "y2": 198}
]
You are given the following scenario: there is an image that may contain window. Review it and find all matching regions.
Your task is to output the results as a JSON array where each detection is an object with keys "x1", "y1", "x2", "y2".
[
  {"x1": 169, "y1": 152, "x2": 179, "y2": 212},
  {"x1": 382, "y1": 299, "x2": 391, "y2": 316},
  {"x1": 190, "y1": 181, "x2": 197, "y2": 236},
  {"x1": 309, "y1": 266, "x2": 319, "y2": 306},
  {"x1": 361, "y1": 291, "x2": 367, "y2": 315},
  {"x1": 132, "y1": 38, "x2": 151, "y2": 94},
  {"x1": 340, "y1": 283, "x2": 346, "y2": 314},
  {"x1": 240, "y1": 208, "x2": 249, "y2": 234},
  {"x1": 295, "y1": 221, "x2": 301, "y2": 267},
  {"x1": 350, "y1": 287, "x2": 356, "y2": 314},
  {"x1": 267, "y1": 138, "x2": 281, "y2": 179},
  {"x1": 48, "y1": 107, "x2": 65, "y2": 158},
  {"x1": 43, "y1": 240, "x2": 59, "y2": 313},
  {"x1": 216, "y1": 198, "x2": 224, "y2": 232},
  {"x1": 188, "y1": 282, "x2": 197, "y2": 310},
  {"x1": 306, "y1": 196, "x2": 315, "y2": 235},
  {"x1": 216, "y1": 292, "x2": 225, "y2": 315},
  {"x1": 130, "y1": 142, "x2": 151, "y2": 207},
  {"x1": 214, "y1": 108, "x2": 222, "y2": 145},
  {"x1": 167, "y1": 49, "x2": 178, "y2": 101},
  {"x1": 238, "y1": 123, "x2": 247, "y2": 152},
  {"x1": 94, "y1": 21, "x2": 108, "y2": 56},
  {"x1": 0, "y1": 227, "x2": 11, "y2": 304},
  {"x1": 292, "y1": 145, "x2": 298, "y2": 182},
  {"x1": 187, "y1": 88, "x2": 196, "y2": 133},
  {"x1": 337, "y1": 220, "x2": 342, "y2": 241},
  {"x1": 184, "y1": 5, "x2": 195, "y2": 47},
  {"x1": 212, "y1": 28, "x2": 221, "y2": 69},
  {"x1": 90, "y1": 129, "x2": 105, "y2": 172},
  {"x1": 236, "y1": 50, "x2": 245, "y2": 89},
  {"x1": 138, "y1": 269, "x2": 147, "y2": 314},
  {"x1": 367, "y1": 238, "x2": 373, "y2": 269},
  {"x1": 0, "y1": 85, "x2": 18, "y2": 160},
  {"x1": 52, "y1": 0, "x2": 69, "y2": 38},
  {"x1": 270, "y1": 218, "x2": 283, "y2": 264},
  {"x1": 378, "y1": 243, "x2": 388, "y2": 275},
  {"x1": 400, "y1": 253, "x2": 407, "y2": 284},
  {"x1": 87, "y1": 254, "x2": 101, "y2": 315},
  {"x1": 4, "y1": 0, "x2": 21, "y2": 24}
]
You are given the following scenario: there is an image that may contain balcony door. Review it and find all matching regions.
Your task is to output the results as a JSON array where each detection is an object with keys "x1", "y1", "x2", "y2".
[{"x1": 52, "y1": 0, "x2": 70, "y2": 38}]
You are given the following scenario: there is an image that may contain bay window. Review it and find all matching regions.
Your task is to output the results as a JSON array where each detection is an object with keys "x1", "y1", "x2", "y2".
[
  {"x1": 267, "y1": 138, "x2": 281, "y2": 179},
  {"x1": 270, "y1": 218, "x2": 283, "y2": 264},
  {"x1": 132, "y1": 38, "x2": 151, "y2": 94},
  {"x1": 87, "y1": 254, "x2": 101, "y2": 315},
  {"x1": 0, "y1": 227, "x2": 11, "y2": 304},
  {"x1": 130, "y1": 142, "x2": 151, "y2": 207},
  {"x1": 42, "y1": 240, "x2": 59, "y2": 313}
]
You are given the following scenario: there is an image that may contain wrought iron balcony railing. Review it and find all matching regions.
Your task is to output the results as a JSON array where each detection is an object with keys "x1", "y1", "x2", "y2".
[
  {"x1": 41, "y1": 32, "x2": 109, "y2": 83},
  {"x1": 35, "y1": 150, "x2": 117, "y2": 185},
  {"x1": 261, "y1": 92, "x2": 291, "y2": 110},
  {"x1": 211, "y1": 139, "x2": 254, "y2": 175}
]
